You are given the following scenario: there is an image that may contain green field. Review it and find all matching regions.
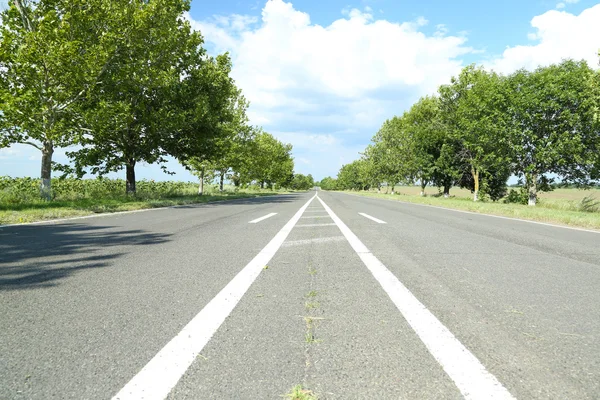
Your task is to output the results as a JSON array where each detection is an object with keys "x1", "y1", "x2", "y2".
[
  {"x1": 0, "y1": 177, "x2": 285, "y2": 225},
  {"x1": 350, "y1": 186, "x2": 600, "y2": 230}
]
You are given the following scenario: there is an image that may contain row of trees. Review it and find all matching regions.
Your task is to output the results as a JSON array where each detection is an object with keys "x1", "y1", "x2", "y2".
[
  {"x1": 332, "y1": 60, "x2": 600, "y2": 205},
  {"x1": 0, "y1": 0, "x2": 296, "y2": 197}
]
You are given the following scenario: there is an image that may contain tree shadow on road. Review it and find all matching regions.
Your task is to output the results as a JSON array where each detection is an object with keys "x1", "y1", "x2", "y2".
[{"x1": 0, "y1": 224, "x2": 171, "y2": 291}]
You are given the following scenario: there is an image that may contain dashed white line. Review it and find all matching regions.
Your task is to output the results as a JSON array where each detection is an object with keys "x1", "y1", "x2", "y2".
[
  {"x1": 112, "y1": 194, "x2": 317, "y2": 400},
  {"x1": 249, "y1": 213, "x2": 277, "y2": 224},
  {"x1": 359, "y1": 212, "x2": 387, "y2": 224},
  {"x1": 317, "y1": 195, "x2": 514, "y2": 400}
]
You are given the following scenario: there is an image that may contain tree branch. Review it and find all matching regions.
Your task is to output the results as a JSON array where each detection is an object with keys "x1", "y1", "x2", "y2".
[{"x1": 19, "y1": 141, "x2": 42, "y2": 151}]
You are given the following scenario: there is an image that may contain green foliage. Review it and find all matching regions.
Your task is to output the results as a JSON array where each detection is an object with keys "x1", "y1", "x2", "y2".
[
  {"x1": 317, "y1": 176, "x2": 338, "y2": 190},
  {"x1": 290, "y1": 173, "x2": 315, "y2": 190}
]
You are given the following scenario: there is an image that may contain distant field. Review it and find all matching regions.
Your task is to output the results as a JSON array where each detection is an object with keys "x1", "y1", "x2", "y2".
[{"x1": 350, "y1": 186, "x2": 600, "y2": 231}]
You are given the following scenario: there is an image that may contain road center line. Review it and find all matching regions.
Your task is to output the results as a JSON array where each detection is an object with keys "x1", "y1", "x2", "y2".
[
  {"x1": 317, "y1": 195, "x2": 514, "y2": 400},
  {"x1": 112, "y1": 194, "x2": 317, "y2": 400},
  {"x1": 249, "y1": 213, "x2": 277, "y2": 224},
  {"x1": 358, "y1": 212, "x2": 387, "y2": 224},
  {"x1": 300, "y1": 215, "x2": 330, "y2": 219}
]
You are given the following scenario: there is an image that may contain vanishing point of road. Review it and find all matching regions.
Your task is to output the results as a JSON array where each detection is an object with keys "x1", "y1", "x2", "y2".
[{"x1": 1, "y1": 191, "x2": 599, "y2": 399}]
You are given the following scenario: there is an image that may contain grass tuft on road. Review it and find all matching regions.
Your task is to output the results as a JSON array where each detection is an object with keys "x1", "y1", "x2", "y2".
[
  {"x1": 346, "y1": 190, "x2": 600, "y2": 231},
  {"x1": 284, "y1": 385, "x2": 318, "y2": 400}
]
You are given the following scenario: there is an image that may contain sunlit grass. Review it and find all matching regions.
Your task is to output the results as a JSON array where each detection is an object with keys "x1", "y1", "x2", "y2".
[{"x1": 349, "y1": 189, "x2": 600, "y2": 230}]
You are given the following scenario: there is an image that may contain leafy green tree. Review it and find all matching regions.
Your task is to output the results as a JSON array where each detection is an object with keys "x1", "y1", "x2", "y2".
[
  {"x1": 290, "y1": 173, "x2": 314, "y2": 190},
  {"x1": 337, "y1": 159, "x2": 372, "y2": 191},
  {"x1": 0, "y1": 0, "x2": 117, "y2": 199},
  {"x1": 317, "y1": 176, "x2": 338, "y2": 190},
  {"x1": 439, "y1": 65, "x2": 511, "y2": 201},
  {"x1": 67, "y1": 0, "x2": 217, "y2": 195},
  {"x1": 505, "y1": 60, "x2": 598, "y2": 206},
  {"x1": 242, "y1": 131, "x2": 294, "y2": 189}
]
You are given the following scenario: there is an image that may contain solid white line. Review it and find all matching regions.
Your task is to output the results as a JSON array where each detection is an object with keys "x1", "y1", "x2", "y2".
[
  {"x1": 358, "y1": 212, "x2": 387, "y2": 224},
  {"x1": 340, "y1": 192, "x2": 600, "y2": 234},
  {"x1": 249, "y1": 213, "x2": 277, "y2": 224},
  {"x1": 281, "y1": 236, "x2": 345, "y2": 247},
  {"x1": 295, "y1": 223, "x2": 337, "y2": 227},
  {"x1": 112, "y1": 194, "x2": 317, "y2": 400},
  {"x1": 317, "y1": 196, "x2": 514, "y2": 400},
  {"x1": 300, "y1": 215, "x2": 330, "y2": 219}
]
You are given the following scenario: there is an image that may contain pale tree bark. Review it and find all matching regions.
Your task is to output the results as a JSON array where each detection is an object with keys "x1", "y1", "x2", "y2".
[
  {"x1": 197, "y1": 167, "x2": 205, "y2": 195},
  {"x1": 528, "y1": 172, "x2": 537, "y2": 206},
  {"x1": 40, "y1": 140, "x2": 54, "y2": 201},
  {"x1": 472, "y1": 166, "x2": 480, "y2": 202},
  {"x1": 420, "y1": 179, "x2": 427, "y2": 196},
  {"x1": 126, "y1": 159, "x2": 136, "y2": 195},
  {"x1": 219, "y1": 170, "x2": 225, "y2": 192}
]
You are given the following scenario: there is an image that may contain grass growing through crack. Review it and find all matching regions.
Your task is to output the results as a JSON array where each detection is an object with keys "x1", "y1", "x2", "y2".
[
  {"x1": 304, "y1": 301, "x2": 320, "y2": 310},
  {"x1": 305, "y1": 290, "x2": 318, "y2": 298},
  {"x1": 308, "y1": 266, "x2": 317, "y2": 275},
  {"x1": 284, "y1": 385, "x2": 318, "y2": 400}
]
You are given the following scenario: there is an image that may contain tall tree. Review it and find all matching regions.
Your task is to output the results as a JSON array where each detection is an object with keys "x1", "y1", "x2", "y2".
[
  {"x1": 439, "y1": 65, "x2": 511, "y2": 201},
  {"x1": 506, "y1": 60, "x2": 598, "y2": 206},
  {"x1": 67, "y1": 0, "x2": 214, "y2": 195},
  {"x1": 0, "y1": 0, "x2": 116, "y2": 199}
]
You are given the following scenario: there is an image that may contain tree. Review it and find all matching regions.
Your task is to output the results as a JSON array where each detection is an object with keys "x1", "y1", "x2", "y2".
[
  {"x1": 241, "y1": 131, "x2": 294, "y2": 189},
  {"x1": 67, "y1": 0, "x2": 217, "y2": 195},
  {"x1": 0, "y1": 0, "x2": 117, "y2": 199},
  {"x1": 290, "y1": 173, "x2": 314, "y2": 190},
  {"x1": 506, "y1": 60, "x2": 598, "y2": 206},
  {"x1": 317, "y1": 176, "x2": 338, "y2": 190},
  {"x1": 439, "y1": 65, "x2": 511, "y2": 201},
  {"x1": 337, "y1": 159, "x2": 372, "y2": 191}
]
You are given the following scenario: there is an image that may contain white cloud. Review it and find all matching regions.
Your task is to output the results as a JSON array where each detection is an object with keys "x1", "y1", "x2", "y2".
[
  {"x1": 490, "y1": 5, "x2": 600, "y2": 74},
  {"x1": 188, "y1": 0, "x2": 473, "y2": 178},
  {"x1": 556, "y1": 3, "x2": 566, "y2": 9}
]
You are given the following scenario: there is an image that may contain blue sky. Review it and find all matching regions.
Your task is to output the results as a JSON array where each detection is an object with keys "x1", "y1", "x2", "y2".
[{"x1": 2, "y1": 0, "x2": 599, "y2": 182}]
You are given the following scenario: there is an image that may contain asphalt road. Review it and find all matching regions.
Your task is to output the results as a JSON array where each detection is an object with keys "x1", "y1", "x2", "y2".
[{"x1": 1, "y1": 191, "x2": 599, "y2": 399}]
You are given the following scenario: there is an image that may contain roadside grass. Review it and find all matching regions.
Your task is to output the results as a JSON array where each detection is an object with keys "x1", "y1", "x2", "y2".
[
  {"x1": 0, "y1": 176, "x2": 304, "y2": 225},
  {"x1": 347, "y1": 189, "x2": 600, "y2": 231},
  {"x1": 284, "y1": 385, "x2": 318, "y2": 400}
]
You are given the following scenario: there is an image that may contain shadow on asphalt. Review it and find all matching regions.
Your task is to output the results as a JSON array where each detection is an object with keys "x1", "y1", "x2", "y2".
[
  {"x1": 0, "y1": 224, "x2": 171, "y2": 291},
  {"x1": 0, "y1": 193, "x2": 309, "y2": 291}
]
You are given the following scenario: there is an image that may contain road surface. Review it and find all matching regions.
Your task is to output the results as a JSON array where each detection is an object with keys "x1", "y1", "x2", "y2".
[{"x1": 1, "y1": 191, "x2": 599, "y2": 399}]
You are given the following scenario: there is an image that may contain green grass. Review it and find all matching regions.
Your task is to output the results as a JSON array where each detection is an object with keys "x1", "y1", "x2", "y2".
[
  {"x1": 283, "y1": 385, "x2": 318, "y2": 400},
  {"x1": 0, "y1": 177, "x2": 287, "y2": 225},
  {"x1": 347, "y1": 189, "x2": 600, "y2": 230}
]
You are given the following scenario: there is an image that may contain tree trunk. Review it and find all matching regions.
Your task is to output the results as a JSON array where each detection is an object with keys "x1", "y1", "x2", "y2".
[
  {"x1": 420, "y1": 180, "x2": 426, "y2": 197},
  {"x1": 198, "y1": 168, "x2": 205, "y2": 195},
  {"x1": 472, "y1": 167, "x2": 479, "y2": 202},
  {"x1": 40, "y1": 140, "x2": 54, "y2": 201},
  {"x1": 528, "y1": 172, "x2": 537, "y2": 206},
  {"x1": 219, "y1": 171, "x2": 225, "y2": 192},
  {"x1": 126, "y1": 160, "x2": 136, "y2": 195},
  {"x1": 260, "y1": 181, "x2": 264, "y2": 189},
  {"x1": 443, "y1": 184, "x2": 451, "y2": 198}
]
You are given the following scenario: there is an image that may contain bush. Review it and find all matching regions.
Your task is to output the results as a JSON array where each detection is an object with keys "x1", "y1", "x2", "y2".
[
  {"x1": 503, "y1": 188, "x2": 529, "y2": 205},
  {"x1": 578, "y1": 195, "x2": 600, "y2": 213}
]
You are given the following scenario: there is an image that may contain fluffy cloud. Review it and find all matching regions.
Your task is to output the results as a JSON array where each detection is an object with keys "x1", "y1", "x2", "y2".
[
  {"x1": 188, "y1": 0, "x2": 473, "y2": 178},
  {"x1": 490, "y1": 5, "x2": 600, "y2": 74}
]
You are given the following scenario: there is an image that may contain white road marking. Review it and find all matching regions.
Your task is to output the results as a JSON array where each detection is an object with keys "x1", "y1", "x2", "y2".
[
  {"x1": 300, "y1": 215, "x2": 330, "y2": 219},
  {"x1": 281, "y1": 236, "x2": 345, "y2": 247},
  {"x1": 249, "y1": 213, "x2": 277, "y2": 224},
  {"x1": 295, "y1": 223, "x2": 337, "y2": 227},
  {"x1": 317, "y1": 195, "x2": 515, "y2": 400},
  {"x1": 112, "y1": 194, "x2": 317, "y2": 400},
  {"x1": 359, "y1": 212, "x2": 387, "y2": 224},
  {"x1": 303, "y1": 210, "x2": 328, "y2": 213},
  {"x1": 341, "y1": 192, "x2": 600, "y2": 234}
]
